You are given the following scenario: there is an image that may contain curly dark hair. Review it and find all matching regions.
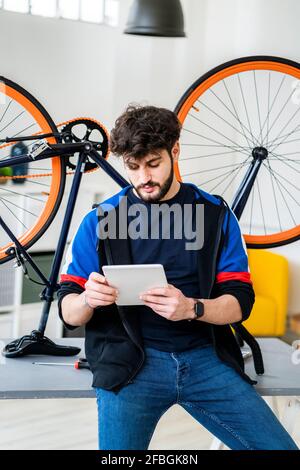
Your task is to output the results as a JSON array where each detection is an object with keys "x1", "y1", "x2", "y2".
[{"x1": 110, "y1": 104, "x2": 181, "y2": 158}]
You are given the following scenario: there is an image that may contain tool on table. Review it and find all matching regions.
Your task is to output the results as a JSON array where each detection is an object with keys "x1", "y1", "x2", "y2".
[{"x1": 32, "y1": 357, "x2": 90, "y2": 369}]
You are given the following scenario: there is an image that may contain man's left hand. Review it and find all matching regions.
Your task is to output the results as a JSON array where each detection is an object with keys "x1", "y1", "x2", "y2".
[{"x1": 140, "y1": 284, "x2": 195, "y2": 321}]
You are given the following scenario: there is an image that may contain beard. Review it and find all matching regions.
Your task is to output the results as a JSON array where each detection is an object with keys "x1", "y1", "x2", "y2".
[{"x1": 133, "y1": 158, "x2": 174, "y2": 203}]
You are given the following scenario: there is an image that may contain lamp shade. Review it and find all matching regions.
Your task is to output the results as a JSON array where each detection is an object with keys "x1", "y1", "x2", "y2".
[{"x1": 124, "y1": 0, "x2": 186, "y2": 37}]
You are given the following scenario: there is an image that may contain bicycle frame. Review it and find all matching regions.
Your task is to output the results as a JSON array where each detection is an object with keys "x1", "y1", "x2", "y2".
[{"x1": 1, "y1": 138, "x2": 129, "y2": 356}]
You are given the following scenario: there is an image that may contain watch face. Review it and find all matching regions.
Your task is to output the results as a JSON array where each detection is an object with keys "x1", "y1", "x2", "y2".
[{"x1": 195, "y1": 301, "x2": 204, "y2": 317}]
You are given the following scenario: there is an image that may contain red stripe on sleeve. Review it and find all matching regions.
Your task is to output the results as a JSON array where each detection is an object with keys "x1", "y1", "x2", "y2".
[
  {"x1": 216, "y1": 272, "x2": 252, "y2": 284},
  {"x1": 60, "y1": 274, "x2": 87, "y2": 289}
]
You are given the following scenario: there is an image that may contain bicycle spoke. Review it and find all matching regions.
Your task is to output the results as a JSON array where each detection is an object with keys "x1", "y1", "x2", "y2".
[
  {"x1": 265, "y1": 161, "x2": 300, "y2": 192},
  {"x1": 0, "y1": 186, "x2": 46, "y2": 203},
  {"x1": 0, "y1": 110, "x2": 25, "y2": 134},
  {"x1": 224, "y1": 79, "x2": 260, "y2": 147},
  {"x1": 198, "y1": 159, "x2": 249, "y2": 190},
  {"x1": 268, "y1": 157, "x2": 300, "y2": 164},
  {"x1": 220, "y1": 159, "x2": 251, "y2": 196},
  {"x1": 12, "y1": 122, "x2": 38, "y2": 138},
  {"x1": 263, "y1": 161, "x2": 300, "y2": 208},
  {"x1": 0, "y1": 199, "x2": 28, "y2": 231},
  {"x1": 268, "y1": 104, "x2": 300, "y2": 152},
  {"x1": 253, "y1": 71, "x2": 263, "y2": 144},
  {"x1": 256, "y1": 178, "x2": 267, "y2": 235},
  {"x1": 269, "y1": 122, "x2": 300, "y2": 153},
  {"x1": 181, "y1": 142, "x2": 245, "y2": 148},
  {"x1": 24, "y1": 178, "x2": 50, "y2": 187},
  {"x1": 210, "y1": 159, "x2": 250, "y2": 193},
  {"x1": 265, "y1": 72, "x2": 271, "y2": 147},
  {"x1": 268, "y1": 150, "x2": 300, "y2": 174},
  {"x1": 269, "y1": 150, "x2": 300, "y2": 167},
  {"x1": 265, "y1": 127, "x2": 300, "y2": 147},
  {"x1": 187, "y1": 114, "x2": 251, "y2": 156},
  {"x1": 264, "y1": 82, "x2": 296, "y2": 145},
  {"x1": 195, "y1": 98, "x2": 254, "y2": 149},
  {"x1": 261, "y1": 74, "x2": 286, "y2": 146},
  {"x1": 182, "y1": 128, "x2": 250, "y2": 155},
  {"x1": 180, "y1": 149, "x2": 248, "y2": 161},
  {"x1": 265, "y1": 159, "x2": 283, "y2": 231},
  {"x1": 237, "y1": 74, "x2": 255, "y2": 146},
  {"x1": 263, "y1": 161, "x2": 299, "y2": 225},
  {"x1": 0, "y1": 99, "x2": 12, "y2": 126},
  {"x1": 249, "y1": 182, "x2": 255, "y2": 234},
  {"x1": 0, "y1": 195, "x2": 39, "y2": 218},
  {"x1": 208, "y1": 86, "x2": 255, "y2": 148},
  {"x1": 181, "y1": 161, "x2": 248, "y2": 177}
]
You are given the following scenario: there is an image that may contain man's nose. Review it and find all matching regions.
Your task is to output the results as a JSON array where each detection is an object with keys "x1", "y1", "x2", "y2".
[{"x1": 139, "y1": 168, "x2": 151, "y2": 184}]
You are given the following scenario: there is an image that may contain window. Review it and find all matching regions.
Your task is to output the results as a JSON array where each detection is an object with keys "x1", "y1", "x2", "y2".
[
  {"x1": 0, "y1": 0, "x2": 119, "y2": 26},
  {"x1": 80, "y1": 0, "x2": 104, "y2": 24},
  {"x1": 30, "y1": 0, "x2": 56, "y2": 18},
  {"x1": 104, "y1": 0, "x2": 118, "y2": 26},
  {"x1": 4, "y1": 0, "x2": 28, "y2": 13},
  {"x1": 59, "y1": 0, "x2": 80, "y2": 20}
]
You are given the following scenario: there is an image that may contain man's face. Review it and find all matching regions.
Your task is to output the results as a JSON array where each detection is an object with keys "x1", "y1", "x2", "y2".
[{"x1": 123, "y1": 144, "x2": 178, "y2": 202}]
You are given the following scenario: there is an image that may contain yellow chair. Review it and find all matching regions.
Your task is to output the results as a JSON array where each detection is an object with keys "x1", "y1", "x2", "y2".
[{"x1": 243, "y1": 249, "x2": 289, "y2": 337}]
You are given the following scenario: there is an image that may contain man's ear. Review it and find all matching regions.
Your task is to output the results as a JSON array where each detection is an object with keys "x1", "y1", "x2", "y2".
[{"x1": 171, "y1": 140, "x2": 180, "y2": 162}]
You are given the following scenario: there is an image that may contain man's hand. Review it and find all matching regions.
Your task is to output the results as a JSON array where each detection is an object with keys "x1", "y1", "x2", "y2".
[
  {"x1": 84, "y1": 272, "x2": 118, "y2": 309},
  {"x1": 140, "y1": 285, "x2": 243, "y2": 324},
  {"x1": 140, "y1": 284, "x2": 195, "y2": 321}
]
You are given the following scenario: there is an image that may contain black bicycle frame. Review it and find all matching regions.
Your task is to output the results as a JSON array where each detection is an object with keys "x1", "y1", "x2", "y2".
[{"x1": 0, "y1": 141, "x2": 128, "y2": 357}]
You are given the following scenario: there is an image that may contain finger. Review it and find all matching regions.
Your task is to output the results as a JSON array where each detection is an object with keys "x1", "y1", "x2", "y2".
[
  {"x1": 87, "y1": 281, "x2": 118, "y2": 296},
  {"x1": 87, "y1": 291, "x2": 117, "y2": 302},
  {"x1": 143, "y1": 301, "x2": 170, "y2": 312},
  {"x1": 89, "y1": 272, "x2": 107, "y2": 284},
  {"x1": 140, "y1": 294, "x2": 173, "y2": 305},
  {"x1": 141, "y1": 287, "x2": 172, "y2": 297}
]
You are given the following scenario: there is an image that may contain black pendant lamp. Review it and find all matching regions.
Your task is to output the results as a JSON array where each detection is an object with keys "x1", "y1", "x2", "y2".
[{"x1": 124, "y1": 0, "x2": 186, "y2": 37}]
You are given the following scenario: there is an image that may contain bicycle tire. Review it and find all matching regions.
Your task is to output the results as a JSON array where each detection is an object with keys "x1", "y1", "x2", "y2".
[
  {"x1": 0, "y1": 77, "x2": 66, "y2": 264},
  {"x1": 174, "y1": 56, "x2": 300, "y2": 248}
]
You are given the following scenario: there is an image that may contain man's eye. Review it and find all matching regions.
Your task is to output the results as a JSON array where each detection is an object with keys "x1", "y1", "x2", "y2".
[
  {"x1": 128, "y1": 166, "x2": 138, "y2": 170},
  {"x1": 148, "y1": 164, "x2": 159, "y2": 168}
]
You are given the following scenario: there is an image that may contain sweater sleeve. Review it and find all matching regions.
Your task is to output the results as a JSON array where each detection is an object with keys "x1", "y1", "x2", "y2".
[
  {"x1": 213, "y1": 207, "x2": 255, "y2": 322},
  {"x1": 57, "y1": 209, "x2": 99, "y2": 330}
]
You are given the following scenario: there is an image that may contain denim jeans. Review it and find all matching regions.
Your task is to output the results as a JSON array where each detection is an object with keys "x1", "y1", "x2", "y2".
[{"x1": 95, "y1": 343, "x2": 298, "y2": 450}]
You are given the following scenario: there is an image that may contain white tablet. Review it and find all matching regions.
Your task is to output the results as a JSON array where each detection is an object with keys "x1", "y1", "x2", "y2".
[{"x1": 102, "y1": 264, "x2": 168, "y2": 306}]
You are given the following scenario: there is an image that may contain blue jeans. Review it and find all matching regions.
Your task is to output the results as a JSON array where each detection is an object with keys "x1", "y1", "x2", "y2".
[{"x1": 95, "y1": 343, "x2": 298, "y2": 450}]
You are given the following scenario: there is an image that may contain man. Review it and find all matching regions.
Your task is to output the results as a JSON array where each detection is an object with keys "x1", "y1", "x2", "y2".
[{"x1": 58, "y1": 105, "x2": 298, "y2": 450}]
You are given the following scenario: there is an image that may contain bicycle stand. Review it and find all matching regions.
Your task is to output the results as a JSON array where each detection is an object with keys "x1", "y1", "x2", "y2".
[
  {"x1": 0, "y1": 217, "x2": 81, "y2": 357},
  {"x1": 1, "y1": 150, "x2": 92, "y2": 357}
]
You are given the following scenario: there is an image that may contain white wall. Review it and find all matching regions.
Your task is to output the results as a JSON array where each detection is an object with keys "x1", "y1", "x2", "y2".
[{"x1": 0, "y1": 0, "x2": 299, "y2": 314}]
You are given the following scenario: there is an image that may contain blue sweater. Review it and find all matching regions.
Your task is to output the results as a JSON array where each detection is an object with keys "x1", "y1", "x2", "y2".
[{"x1": 59, "y1": 183, "x2": 253, "y2": 352}]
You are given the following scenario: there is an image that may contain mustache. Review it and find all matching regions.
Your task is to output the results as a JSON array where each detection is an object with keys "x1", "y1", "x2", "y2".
[{"x1": 139, "y1": 182, "x2": 159, "y2": 189}]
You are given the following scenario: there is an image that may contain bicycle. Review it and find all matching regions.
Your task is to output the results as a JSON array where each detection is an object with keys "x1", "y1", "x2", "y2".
[
  {"x1": 0, "y1": 55, "x2": 299, "y2": 357},
  {"x1": 0, "y1": 77, "x2": 128, "y2": 357}
]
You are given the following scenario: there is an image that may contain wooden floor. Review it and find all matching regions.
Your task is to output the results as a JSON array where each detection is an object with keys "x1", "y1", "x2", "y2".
[{"x1": 0, "y1": 397, "x2": 299, "y2": 450}]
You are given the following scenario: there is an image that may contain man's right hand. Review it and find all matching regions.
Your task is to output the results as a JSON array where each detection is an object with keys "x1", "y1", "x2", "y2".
[{"x1": 84, "y1": 272, "x2": 119, "y2": 309}]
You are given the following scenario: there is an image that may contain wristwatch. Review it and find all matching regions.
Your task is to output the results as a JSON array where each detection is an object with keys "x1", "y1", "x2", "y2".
[{"x1": 189, "y1": 299, "x2": 205, "y2": 321}]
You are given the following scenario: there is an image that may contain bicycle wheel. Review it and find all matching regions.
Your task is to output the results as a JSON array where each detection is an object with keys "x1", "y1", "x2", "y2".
[
  {"x1": 175, "y1": 56, "x2": 300, "y2": 248},
  {"x1": 0, "y1": 77, "x2": 65, "y2": 264}
]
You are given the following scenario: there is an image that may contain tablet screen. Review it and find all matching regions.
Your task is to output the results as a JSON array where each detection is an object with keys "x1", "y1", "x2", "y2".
[{"x1": 102, "y1": 264, "x2": 168, "y2": 306}]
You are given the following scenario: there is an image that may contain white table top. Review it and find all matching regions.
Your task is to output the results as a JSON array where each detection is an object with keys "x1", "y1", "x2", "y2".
[{"x1": 0, "y1": 337, "x2": 298, "y2": 399}]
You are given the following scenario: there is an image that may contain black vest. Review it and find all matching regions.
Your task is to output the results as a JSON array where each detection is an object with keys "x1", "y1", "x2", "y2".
[{"x1": 84, "y1": 190, "x2": 263, "y2": 393}]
